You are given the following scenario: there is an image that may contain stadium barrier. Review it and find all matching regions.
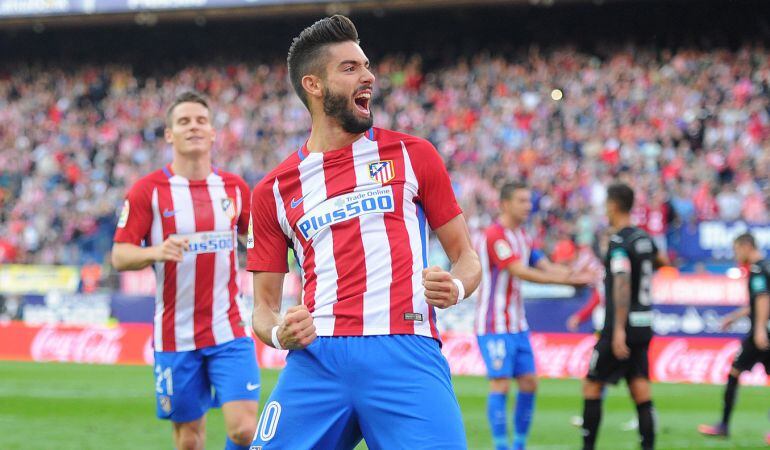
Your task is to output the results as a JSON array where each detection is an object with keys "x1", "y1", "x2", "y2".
[{"x1": 1, "y1": 321, "x2": 767, "y2": 386}]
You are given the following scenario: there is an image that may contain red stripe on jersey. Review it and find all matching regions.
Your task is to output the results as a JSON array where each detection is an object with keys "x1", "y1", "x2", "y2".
[
  {"x1": 325, "y1": 148, "x2": 366, "y2": 335},
  {"x1": 381, "y1": 146, "x2": 414, "y2": 335},
  {"x1": 224, "y1": 181, "x2": 245, "y2": 339},
  {"x1": 190, "y1": 182, "x2": 216, "y2": 348},
  {"x1": 156, "y1": 183, "x2": 177, "y2": 351}
]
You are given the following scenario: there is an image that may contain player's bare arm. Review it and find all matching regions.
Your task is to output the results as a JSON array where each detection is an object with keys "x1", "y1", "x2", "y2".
[
  {"x1": 536, "y1": 258, "x2": 594, "y2": 285},
  {"x1": 252, "y1": 272, "x2": 317, "y2": 350},
  {"x1": 612, "y1": 272, "x2": 632, "y2": 360},
  {"x1": 507, "y1": 260, "x2": 591, "y2": 286},
  {"x1": 422, "y1": 215, "x2": 481, "y2": 309},
  {"x1": 654, "y1": 251, "x2": 670, "y2": 269},
  {"x1": 111, "y1": 237, "x2": 189, "y2": 271},
  {"x1": 754, "y1": 293, "x2": 769, "y2": 350},
  {"x1": 720, "y1": 306, "x2": 750, "y2": 330}
]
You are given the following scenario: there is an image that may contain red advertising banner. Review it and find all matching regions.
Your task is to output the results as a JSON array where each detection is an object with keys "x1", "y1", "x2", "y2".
[{"x1": 1, "y1": 322, "x2": 767, "y2": 385}]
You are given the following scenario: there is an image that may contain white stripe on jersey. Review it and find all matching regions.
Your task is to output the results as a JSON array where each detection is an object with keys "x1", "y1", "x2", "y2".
[
  {"x1": 169, "y1": 176, "x2": 196, "y2": 351},
  {"x1": 297, "y1": 155, "x2": 338, "y2": 335},
  {"x1": 401, "y1": 142, "x2": 432, "y2": 338},
  {"x1": 207, "y1": 173, "x2": 235, "y2": 344},
  {"x1": 352, "y1": 137, "x2": 393, "y2": 335},
  {"x1": 494, "y1": 268, "x2": 509, "y2": 333},
  {"x1": 475, "y1": 236, "x2": 491, "y2": 335},
  {"x1": 151, "y1": 187, "x2": 164, "y2": 350}
]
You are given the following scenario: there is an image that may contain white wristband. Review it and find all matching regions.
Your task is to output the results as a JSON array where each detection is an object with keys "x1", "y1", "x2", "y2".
[
  {"x1": 452, "y1": 278, "x2": 465, "y2": 304},
  {"x1": 271, "y1": 325, "x2": 284, "y2": 350}
]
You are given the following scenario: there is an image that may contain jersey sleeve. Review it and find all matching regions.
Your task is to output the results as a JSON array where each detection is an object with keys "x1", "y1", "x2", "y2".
[
  {"x1": 750, "y1": 268, "x2": 770, "y2": 297},
  {"x1": 608, "y1": 241, "x2": 632, "y2": 275},
  {"x1": 486, "y1": 227, "x2": 519, "y2": 269},
  {"x1": 246, "y1": 180, "x2": 289, "y2": 273},
  {"x1": 235, "y1": 176, "x2": 251, "y2": 235},
  {"x1": 408, "y1": 139, "x2": 463, "y2": 230},
  {"x1": 113, "y1": 181, "x2": 153, "y2": 245}
]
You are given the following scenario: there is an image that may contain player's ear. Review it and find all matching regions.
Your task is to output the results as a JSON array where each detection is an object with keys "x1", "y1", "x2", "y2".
[
  {"x1": 164, "y1": 127, "x2": 173, "y2": 144},
  {"x1": 302, "y1": 74, "x2": 323, "y2": 102}
]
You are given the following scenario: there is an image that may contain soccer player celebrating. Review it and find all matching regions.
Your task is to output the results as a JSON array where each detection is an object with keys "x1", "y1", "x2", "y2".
[
  {"x1": 580, "y1": 183, "x2": 667, "y2": 450},
  {"x1": 476, "y1": 182, "x2": 592, "y2": 450},
  {"x1": 112, "y1": 92, "x2": 259, "y2": 450},
  {"x1": 246, "y1": 15, "x2": 481, "y2": 449},
  {"x1": 698, "y1": 233, "x2": 770, "y2": 441}
]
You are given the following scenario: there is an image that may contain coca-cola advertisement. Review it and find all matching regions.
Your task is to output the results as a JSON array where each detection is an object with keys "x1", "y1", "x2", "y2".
[{"x1": 1, "y1": 322, "x2": 768, "y2": 386}]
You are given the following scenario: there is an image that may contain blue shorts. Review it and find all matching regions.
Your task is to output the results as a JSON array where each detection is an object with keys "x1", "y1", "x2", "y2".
[
  {"x1": 250, "y1": 335, "x2": 466, "y2": 450},
  {"x1": 153, "y1": 337, "x2": 260, "y2": 423},
  {"x1": 477, "y1": 331, "x2": 536, "y2": 379}
]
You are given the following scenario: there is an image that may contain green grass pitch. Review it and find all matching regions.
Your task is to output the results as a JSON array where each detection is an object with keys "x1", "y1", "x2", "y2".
[{"x1": 0, "y1": 361, "x2": 768, "y2": 449}]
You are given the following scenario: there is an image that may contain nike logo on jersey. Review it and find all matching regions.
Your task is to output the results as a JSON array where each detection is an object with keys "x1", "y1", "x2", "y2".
[
  {"x1": 290, "y1": 196, "x2": 305, "y2": 209},
  {"x1": 162, "y1": 208, "x2": 177, "y2": 218},
  {"x1": 246, "y1": 382, "x2": 260, "y2": 391}
]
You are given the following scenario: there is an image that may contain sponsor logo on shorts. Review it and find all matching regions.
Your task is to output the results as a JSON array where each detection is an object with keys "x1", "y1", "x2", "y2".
[
  {"x1": 159, "y1": 395, "x2": 171, "y2": 413},
  {"x1": 247, "y1": 382, "x2": 260, "y2": 391}
]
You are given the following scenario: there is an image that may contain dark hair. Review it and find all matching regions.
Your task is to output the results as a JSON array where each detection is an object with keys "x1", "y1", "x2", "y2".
[
  {"x1": 166, "y1": 91, "x2": 209, "y2": 126},
  {"x1": 607, "y1": 183, "x2": 634, "y2": 213},
  {"x1": 287, "y1": 15, "x2": 359, "y2": 108},
  {"x1": 500, "y1": 182, "x2": 529, "y2": 202},
  {"x1": 734, "y1": 232, "x2": 757, "y2": 248}
]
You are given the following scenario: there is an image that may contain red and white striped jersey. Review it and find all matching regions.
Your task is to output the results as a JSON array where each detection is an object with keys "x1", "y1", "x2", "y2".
[
  {"x1": 247, "y1": 128, "x2": 462, "y2": 340},
  {"x1": 114, "y1": 165, "x2": 251, "y2": 352},
  {"x1": 574, "y1": 245, "x2": 606, "y2": 299},
  {"x1": 475, "y1": 222, "x2": 533, "y2": 335}
]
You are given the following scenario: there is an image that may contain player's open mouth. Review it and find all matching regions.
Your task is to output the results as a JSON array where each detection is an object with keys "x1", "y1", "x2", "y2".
[{"x1": 353, "y1": 90, "x2": 371, "y2": 116}]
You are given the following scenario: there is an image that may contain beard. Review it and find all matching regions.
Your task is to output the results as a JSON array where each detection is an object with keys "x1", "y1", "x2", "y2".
[{"x1": 322, "y1": 86, "x2": 374, "y2": 134}]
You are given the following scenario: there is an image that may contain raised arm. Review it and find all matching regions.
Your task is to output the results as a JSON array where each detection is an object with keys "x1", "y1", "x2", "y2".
[{"x1": 422, "y1": 214, "x2": 481, "y2": 309}]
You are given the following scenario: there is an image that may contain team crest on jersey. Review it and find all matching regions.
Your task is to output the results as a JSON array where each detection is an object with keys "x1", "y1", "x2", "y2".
[
  {"x1": 117, "y1": 200, "x2": 130, "y2": 228},
  {"x1": 368, "y1": 160, "x2": 395, "y2": 184},
  {"x1": 221, "y1": 197, "x2": 236, "y2": 219},
  {"x1": 159, "y1": 395, "x2": 171, "y2": 413}
]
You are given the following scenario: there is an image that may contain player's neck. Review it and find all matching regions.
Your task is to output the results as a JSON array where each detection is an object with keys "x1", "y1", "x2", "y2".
[
  {"x1": 171, "y1": 156, "x2": 211, "y2": 181},
  {"x1": 500, "y1": 215, "x2": 521, "y2": 230},
  {"x1": 306, "y1": 117, "x2": 364, "y2": 153},
  {"x1": 611, "y1": 215, "x2": 632, "y2": 231}
]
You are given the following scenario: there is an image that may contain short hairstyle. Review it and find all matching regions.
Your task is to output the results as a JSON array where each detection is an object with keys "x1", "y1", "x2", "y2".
[
  {"x1": 606, "y1": 183, "x2": 634, "y2": 213},
  {"x1": 166, "y1": 91, "x2": 209, "y2": 126},
  {"x1": 287, "y1": 15, "x2": 359, "y2": 108},
  {"x1": 500, "y1": 182, "x2": 529, "y2": 202},
  {"x1": 734, "y1": 232, "x2": 757, "y2": 248}
]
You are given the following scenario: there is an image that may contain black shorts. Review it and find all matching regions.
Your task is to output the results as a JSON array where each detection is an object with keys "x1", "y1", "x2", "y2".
[
  {"x1": 586, "y1": 338, "x2": 649, "y2": 384},
  {"x1": 732, "y1": 337, "x2": 770, "y2": 374}
]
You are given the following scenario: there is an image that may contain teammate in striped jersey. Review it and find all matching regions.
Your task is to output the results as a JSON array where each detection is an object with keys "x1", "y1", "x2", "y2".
[
  {"x1": 476, "y1": 182, "x2": 591, "y2": 450},
  {"x1": 112, "y1": 92, "x2": 258, "y2": 450},
  {"x1": 247, "y1": 15, "x2": 481, "y2": 449}
]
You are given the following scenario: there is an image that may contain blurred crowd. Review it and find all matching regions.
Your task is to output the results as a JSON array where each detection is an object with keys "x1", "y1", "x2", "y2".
[{"x1": 1, "y1": 43, "x2": 769, "y2": 265}]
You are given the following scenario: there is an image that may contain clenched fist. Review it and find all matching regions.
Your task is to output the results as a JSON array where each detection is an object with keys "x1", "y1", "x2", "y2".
[
  {"x1": 277, "y1": 305, "x2": 317, "y2": 349},
  {"x1": 422, "y1": 266, "x2": 462, "y2": 309},
  {"x1": 154, "y1": 237, "x2": 189, "y2": 263}
]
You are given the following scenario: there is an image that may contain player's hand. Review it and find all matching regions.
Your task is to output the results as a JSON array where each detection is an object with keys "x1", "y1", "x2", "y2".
[
  {"x1": 754, "y1": 331, "x2": 769, "y2": 351},
  {"x1": 278, "y1": 305, "x2": 316, "y2": 349},
  {"x1": 566, "y1": 314, "x2": 580, "y2": 332},
  {"x1": 612, "y1": 330, "x2": 630, "y2": 360},
  {"x1": 720, "y1": 316, "x2": 736, "y2": 331},
  {"x1": 422, "y1": 266, "x2": 460, "y2": 309},
  {"x1": 154, "y1": 237, "x2": 189, "y2": 262},
  {"x1": 566, "y1": 270, "x2": 593, "y2": 287}
]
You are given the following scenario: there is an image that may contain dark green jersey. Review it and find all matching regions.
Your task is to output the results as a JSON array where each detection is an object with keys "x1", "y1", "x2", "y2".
[
  {"x1": 602, "y1": 226, "x2": 657, "y2": 344},
  {"x1": 748, "y1": 259, "x2": 770, "y2": 335}
]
